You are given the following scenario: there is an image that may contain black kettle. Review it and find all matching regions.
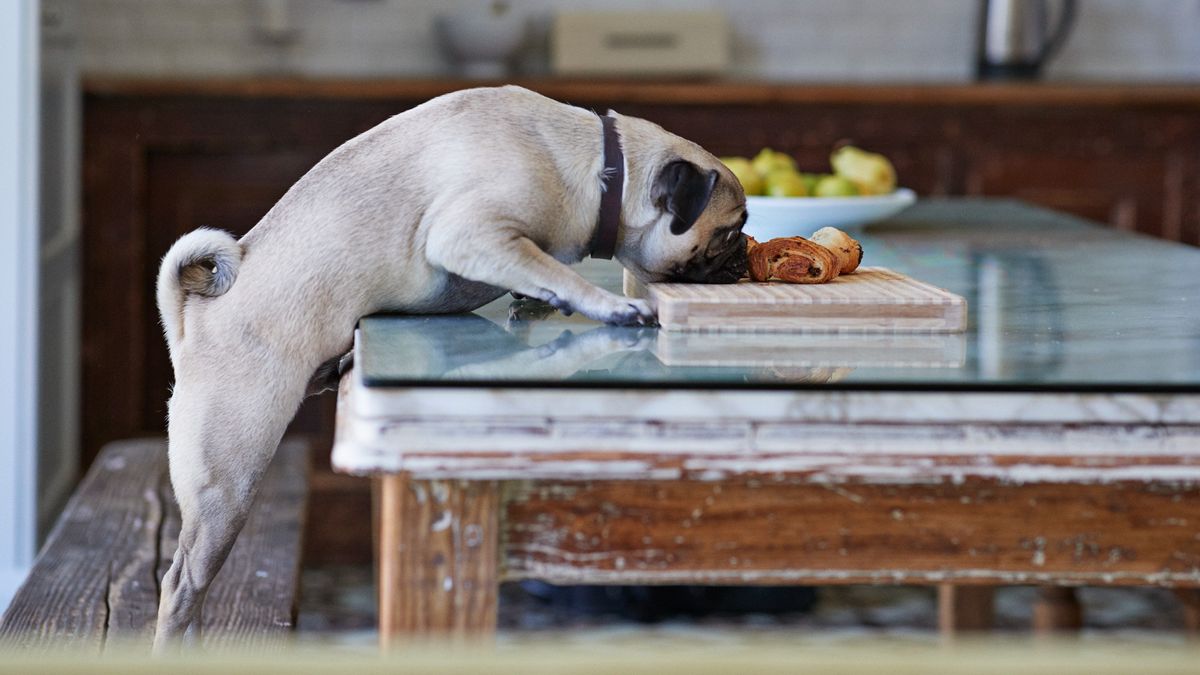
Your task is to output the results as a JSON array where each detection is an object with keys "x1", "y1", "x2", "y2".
[{"x1": 976, "y1": 0, "x2": 1077, "y2": 80}]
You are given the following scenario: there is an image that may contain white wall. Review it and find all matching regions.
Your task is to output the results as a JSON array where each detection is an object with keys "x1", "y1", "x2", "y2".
[
  {"x1": 0, "y1": 0, "x2": 41, "y2": 613},
  {"x1": 1048, "y1": 1, "x2": 1200, "y2": 80},
  {"x1": 75, "y1": 0, "x2": 1200, "y2": 82}
]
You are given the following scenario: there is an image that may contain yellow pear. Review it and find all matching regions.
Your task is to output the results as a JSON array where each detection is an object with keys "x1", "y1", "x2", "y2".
[
  {"x1": 720, "y1": 156, "x2": 765, "y2": 196},
  {"x1": 813, "y1": 175, "x2": 860, "y2": 198},
  {"x1": 751, "y1": 148, "x2": 797, "y2": 178},
  {"x1": 764, "y1": 169, "x2": 809, "y2": 197},
  {"x1": 830, "y1": 146, "x2": 896, "y2": 196}
]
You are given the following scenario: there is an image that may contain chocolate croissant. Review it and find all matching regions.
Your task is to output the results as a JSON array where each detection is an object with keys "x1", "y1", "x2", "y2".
[
  {"x1": 747, "y1": 236, "x2": 840, "y2": 284},
  {"x1": 809, "y1": 226, "x2": 863, "y2": 274}
]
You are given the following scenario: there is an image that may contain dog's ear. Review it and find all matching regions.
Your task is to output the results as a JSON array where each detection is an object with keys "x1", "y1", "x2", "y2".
[{"x1": 652, "y1": 160, "x2": 720, "y2": 235}]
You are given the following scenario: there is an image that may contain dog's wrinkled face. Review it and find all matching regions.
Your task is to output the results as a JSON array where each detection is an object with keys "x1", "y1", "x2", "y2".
[{"x1": 627, "y1": 155, "x2": 749, "y2": 284}]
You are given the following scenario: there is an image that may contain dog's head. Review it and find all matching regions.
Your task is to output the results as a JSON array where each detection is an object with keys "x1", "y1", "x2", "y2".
[{"x1": 615, "y1": 117, "x2": 748, "y2": 284}]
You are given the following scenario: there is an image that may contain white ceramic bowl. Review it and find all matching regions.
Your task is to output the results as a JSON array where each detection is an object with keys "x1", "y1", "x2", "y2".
[
  {"x1": 743, "y1": 188, "x2": 917, "y2": 240},
  {"x1": 434, "y1": 10, "x2": 528, "y2": 78}
]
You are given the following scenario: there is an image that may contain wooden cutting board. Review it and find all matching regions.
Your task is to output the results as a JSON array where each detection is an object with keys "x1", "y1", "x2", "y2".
[
  {"x1": 651, "y1": 331, "x2": 966, "y2": 368},
  {"x1": 624, "y1": 267, "x2": 967, "y2": 333}
]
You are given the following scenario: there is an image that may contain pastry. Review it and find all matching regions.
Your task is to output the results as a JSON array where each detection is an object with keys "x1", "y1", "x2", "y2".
[
  {"x1": 747, "y1": 236, "x2": 840, "y2": 284},
  {"x1": 809, "y1": 226, "x2": 863, "y2": 274}
]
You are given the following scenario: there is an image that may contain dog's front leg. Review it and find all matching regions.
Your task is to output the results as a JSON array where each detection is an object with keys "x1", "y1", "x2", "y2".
[{"x1": 429, "y1": 229, "x2": 656, "y2": 326}]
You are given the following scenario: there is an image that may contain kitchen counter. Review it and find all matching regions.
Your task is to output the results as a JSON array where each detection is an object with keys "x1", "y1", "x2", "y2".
[{"x1": 83, "y1": 77, "x2": 1200, "y2": 108}]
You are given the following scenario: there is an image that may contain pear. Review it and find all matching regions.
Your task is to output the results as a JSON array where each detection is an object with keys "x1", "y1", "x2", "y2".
[
  {"x1": 751, "y1": 148, "x2": 796, "y2": 178},
  {"x1": 720, "y1": 156, "x2": 765, "y2": 196},
  {"x1": 799, "y1": 172, "x2": 821, "y2": 194},
  {"x1": 830, "y1": 145, "x2": 896, "y2": 196},
  {"x1": 813, "y1": 175, "x2": 859, "y2": 198},
  {"x1": 764, "y1": 169, "x2": 808, "y2": 197}
]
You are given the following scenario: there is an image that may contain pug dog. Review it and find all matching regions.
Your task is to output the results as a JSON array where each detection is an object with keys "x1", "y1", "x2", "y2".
[{"x1": 152, "y1": 85, "x2": 748, "y2": 651}]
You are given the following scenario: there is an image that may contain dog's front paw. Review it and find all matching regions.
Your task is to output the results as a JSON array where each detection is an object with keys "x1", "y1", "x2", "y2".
[
  {"x1": 580, "y1": 295, "x2": 657, "y2": 327},
  {"x1": 543, "y1": 292, "x2": 576, "y2": 317},
  {"x1": 609, "y1": 298, "x2": 657, "y2": 326}
]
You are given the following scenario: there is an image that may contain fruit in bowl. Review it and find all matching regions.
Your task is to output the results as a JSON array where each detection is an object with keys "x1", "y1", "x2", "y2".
[
  {"x1": 720, "y1": 145, "x2": 897, "y2": 198},
  {"x1": 720, "y1": 145, "x2": 913, "y2": 237}
]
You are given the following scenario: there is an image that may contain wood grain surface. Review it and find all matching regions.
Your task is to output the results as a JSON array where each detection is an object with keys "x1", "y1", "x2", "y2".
[
  {"x1": 334, "y1": 379, "x2": 1200, "y2": 482},
  {"x1": 377, "y1": 476, "x2": 499, "y2": 647},
  {"x1": 625, "y1": 268, "x2": 967, "y2": 333},
  {"x1": 650, "y1": 330, "x2": 965, "y2": 368},
  {"x1": 938, "y1": 585, "x2": 995, "y2": 635},
  {"x1": 1032, "y1": 587, "x2": 1083, "y2": 635},
  {"x1": 0, "y1": 438, "x2": 309, "y2": 652},
  {"x1": 501, "y1": 479, "x2": 1200, "y2": 587}
]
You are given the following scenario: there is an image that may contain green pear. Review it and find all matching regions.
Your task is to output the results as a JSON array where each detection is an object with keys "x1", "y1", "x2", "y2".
[
  {"x1": 799, "y1": 172, "x2": 821, "y2": 194},
  {"x1": 764, "y1": 169, "x2": 809, "y2": 197},
  {"x1": 813, "y1": 175, "x2": 860, "y2": 197},
  {"x1": 751, "y1": 148, "x2": 796, "y2": 178},
  {"x1": 720, "y1": 156, "x2": 765, "y2": 196}
]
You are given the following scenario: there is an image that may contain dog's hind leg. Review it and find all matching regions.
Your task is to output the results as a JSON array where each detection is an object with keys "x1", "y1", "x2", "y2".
[{"x1": 151, "y1": 345, "x2": 311, "y2": 654}]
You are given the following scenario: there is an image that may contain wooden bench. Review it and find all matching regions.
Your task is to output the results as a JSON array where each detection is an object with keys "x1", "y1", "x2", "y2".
[{"x1": 0, "y1": 437, "x2": 309, "y2": 651}]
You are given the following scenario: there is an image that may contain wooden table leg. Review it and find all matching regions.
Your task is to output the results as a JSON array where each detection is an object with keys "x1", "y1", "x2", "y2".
[
  {"x1": 376, "y1": 475, "x2": 499, "y2": 649},
  {"x1": 1173, "y1": 589, "x2": 1200, "y2": 638},
  {"x1": 938, "y1": 584, "x2": 995, "y2": 638},
  {"x1": 1033, "y1": 587, "x2": 1083, "y2": 635}
]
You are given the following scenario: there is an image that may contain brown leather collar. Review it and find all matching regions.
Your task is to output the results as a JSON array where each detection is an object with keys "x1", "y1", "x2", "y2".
[{"x1": 590, "y1": 115, "x2": 623, "y2": 260}]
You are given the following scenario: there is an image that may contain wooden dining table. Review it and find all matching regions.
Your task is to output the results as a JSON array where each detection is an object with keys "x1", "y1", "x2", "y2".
[{"x1": 331, "y1": 199, "x2": 1200, "y2": 646}]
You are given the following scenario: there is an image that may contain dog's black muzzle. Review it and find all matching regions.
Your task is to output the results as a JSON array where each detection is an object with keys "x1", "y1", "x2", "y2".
[{"x1": 668, "y1": 233, "x2": 749, "y2": 284}]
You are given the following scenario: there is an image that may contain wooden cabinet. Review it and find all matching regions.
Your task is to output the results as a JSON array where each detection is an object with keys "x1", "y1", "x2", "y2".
[
  {"x1": 955, "y1": 106, "x2": 1198, "y2": 241},
  {"x1": 80, "y1": 79, "x2": 1200, "y2": 562},
  {"x1": 962, "y1": 152, "x2": 1176, "y2": 233}
]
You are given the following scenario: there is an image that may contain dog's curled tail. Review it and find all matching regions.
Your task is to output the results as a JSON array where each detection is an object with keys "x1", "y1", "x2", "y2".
[{"x1": 156, "y1": 227, "x2": 242, "y2": 353}]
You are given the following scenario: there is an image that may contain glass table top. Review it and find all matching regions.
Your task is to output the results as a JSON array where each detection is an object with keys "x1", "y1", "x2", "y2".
[{"x1": 358, "y1": 199, "x2": 1200, "y2": 392}]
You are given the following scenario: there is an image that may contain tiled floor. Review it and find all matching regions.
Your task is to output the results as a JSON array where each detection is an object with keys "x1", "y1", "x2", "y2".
[{"x1": 295, "y1": 565, "x2": 1191, "y2": 647}]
